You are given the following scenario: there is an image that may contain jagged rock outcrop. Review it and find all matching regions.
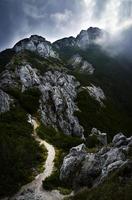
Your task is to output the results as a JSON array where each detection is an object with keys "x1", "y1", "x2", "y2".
[
  {"x1": 0, "y1": 63, "x2": 84, "y2": 137},
  {"x1": 13, "y1": 35, "x2": 59, "y2": 58},
  {"x1": 82, "y1": 84, "x2": 106, "y2": 106},
  {"x1": 68, "y1": 54, "x2": 95, "y2": 74},
  {"x1": 54, "y1": 27, "x2": 103, "y2": 50},
  {"x1": 90, "y1": 128, "x2": 107, "y2": 146},
  {"x1": 60, "y1": 133, "x2": 132, "y2": 188},
  {"x1": 76, "y1": 27, "x2": 102, "y2": 49},
  {"x1": 39, "y1": 71, "x2": 84, "y2": 136},
  {"x1": 16, "y1": 64, "x2": 40, "y2": 91},
  {"x1": 53, "y1": 36, "x2": 76, "y2": 49},
  {"x1": 0, "y1": 89, "x2": 13, "y2": 113}
]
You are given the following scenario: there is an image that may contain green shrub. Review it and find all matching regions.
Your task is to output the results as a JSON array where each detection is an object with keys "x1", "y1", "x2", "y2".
[
  {"x1": 0, "y1": 49, "x2": 15, "y2": 72},
  {"x1": 5, "y1": 87, "x2": 41, "y2": 115},
  {"x1": 37, "y1": 124, "x2": 82, "y2": 151}
]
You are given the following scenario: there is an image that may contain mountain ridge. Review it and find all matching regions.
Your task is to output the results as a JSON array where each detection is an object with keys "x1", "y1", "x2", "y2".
[{"x1": 0, "y1": 26, "x2": 132, "y2": 198}]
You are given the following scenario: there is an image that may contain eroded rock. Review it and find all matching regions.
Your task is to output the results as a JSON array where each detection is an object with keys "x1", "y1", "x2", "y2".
[
  {"x1": 14, "y1": 35, "x2": 59, "y2": 58},
  {"x1": 0, "y1": 64, "x2": 84, "y2": 137},
  {"x1": 60, "y1": 133, "x2": 132, "y2": 188}
]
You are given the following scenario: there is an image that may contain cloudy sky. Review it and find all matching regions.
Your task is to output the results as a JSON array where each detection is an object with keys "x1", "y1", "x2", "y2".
[{"x1": 0, "y1": 0, "x2": 132, "y2": 51}]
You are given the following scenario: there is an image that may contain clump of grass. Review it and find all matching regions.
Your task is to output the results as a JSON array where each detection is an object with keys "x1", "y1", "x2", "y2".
[{"x1": 37, "y1": 124, "x2": 82, "y2": 151}]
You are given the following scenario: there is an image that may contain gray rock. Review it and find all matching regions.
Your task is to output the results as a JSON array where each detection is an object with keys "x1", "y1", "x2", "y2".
[
  {"x1": 0, "y1": 63, "x2": 84, "y2": 137},
  {"x1": 15, "y1": 64, "x2": 40, "y2": 91},
  {"x1": 14, "y1": 35, "x2": 59, "y2": 58},
  {"x1": 54, "y1": 27, "x2": 103, "y2": 50},
  {"x1": 39, "y1": 71, "x2": 84, "y2": 137},
  {"x1": 112, "y1": 133, "x2": 127, "y2": 147},
  {"x1": 60, "y1": 144, "x2": 87, "y2": 183},
  {"x1": 60, "y1": 133, "x2": 131, "y2": 188},
  {"x1": 0, "y1": 89, "x2": 14, "y2": 113},
  {"x1": 76, "y1": 27, "x2": 102, "y2": 49}
]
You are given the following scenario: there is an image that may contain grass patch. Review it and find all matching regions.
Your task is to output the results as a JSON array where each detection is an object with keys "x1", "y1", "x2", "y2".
[
  {"x1": 75, "y1": 90, "x2": 132, "y2": 143},
  {"x1": 5, "y1": 87, "x2": 41, "y2": 115},
  {"x1": 37, "y1": 124, "x2": 82, "y2": 151}
]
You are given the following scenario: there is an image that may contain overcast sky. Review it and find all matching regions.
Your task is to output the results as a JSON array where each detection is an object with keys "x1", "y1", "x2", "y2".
[{"x1": 0, "y1": 0, "x2": 132, "y2": 51}]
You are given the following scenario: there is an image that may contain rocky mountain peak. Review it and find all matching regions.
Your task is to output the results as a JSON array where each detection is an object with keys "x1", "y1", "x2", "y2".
[
  {"x1": 13, "y1": 35, "x2": 59, "y2": 59},
  {"x1": 53, "y1": 27, "x2": 103, "y2": 50},
  {"x1": 30, "y1": 35, "x2": 46, "y2": 43},
  {"x1": 76, "y1": 27, "x2": 102, "y2": 48}
]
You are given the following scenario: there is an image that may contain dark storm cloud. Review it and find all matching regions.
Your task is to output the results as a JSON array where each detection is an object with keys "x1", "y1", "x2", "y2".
[
  {"x1": 0, "y1": 0, "x2": 82, "y2": 50},
  {"x1": 0, "y1": 0, "x2": 132, "y2": 52}
]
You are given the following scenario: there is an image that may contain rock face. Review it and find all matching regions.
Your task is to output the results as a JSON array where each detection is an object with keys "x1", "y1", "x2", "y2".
[
  {"x1": 76, "y1": 27, "x2": 102, "y2": 49},
  {"x1": 53, "y1": 36, "x2": 76, "y2": 49},
  {"x1": 13, "y1": 35, "x2": 59, "y2": 58},
  {"x1": 13, "y1": 27, "x2": 102, "y2": 58},
  {"x1": 0, "y1": 89, "x2": 13, "y2": 113},
  {"x1": 60, "y1": 133, "x2": 132, "y2": 188},
  {"x1": 0, "y1": 63, "x2": 84, "y2": 137},
  {"x1": 82, "y1": 84, "x2": 106, "y2": 106},
  {"x1": 54, "y1": 27, "x2": 103, "y2": 50},
  {"x1": 68, "y1": 54, "x2": 95, "y2": 74},
  {"x1": 16, "y1": 64, "x2": 40, "y2": 91},
  {"x1": 39, "y1": 71, "x2": 84, "y2": 136},
  {"x1": 60, "y1": 144, "x2": 86, "y2": 185}
]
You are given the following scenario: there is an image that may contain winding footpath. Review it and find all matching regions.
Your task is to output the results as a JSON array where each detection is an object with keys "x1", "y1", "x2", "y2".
[{"x1": 9, "y1": 116, "x2": 64, "y2": 200}]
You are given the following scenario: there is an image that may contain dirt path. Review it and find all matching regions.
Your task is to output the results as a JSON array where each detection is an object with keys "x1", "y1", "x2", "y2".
[{"x1": 8, "y1": 115, "x2": 64, "y2": 200}]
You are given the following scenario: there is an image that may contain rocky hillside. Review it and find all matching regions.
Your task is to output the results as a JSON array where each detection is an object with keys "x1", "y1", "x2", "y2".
[{"x1": 0, "y1": 27, "x2": 132, "y2": 198}]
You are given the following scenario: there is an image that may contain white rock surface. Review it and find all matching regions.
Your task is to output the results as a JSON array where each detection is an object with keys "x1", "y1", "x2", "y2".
[
  {"x1": 0, "y1": 64, "x2": 84, "y2": 137},
  {"x1": 39, "y1": 71, "x2": 84, "y2": 136},
  {"x1": 16, "y1": 64, "x2": 40, "y2": 91},
  {"x1": 14, "y1": 35, "x2": 59, "y2": 58}
]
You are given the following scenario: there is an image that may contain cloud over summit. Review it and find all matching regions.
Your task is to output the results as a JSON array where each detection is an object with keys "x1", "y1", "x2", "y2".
[{"x1": 0, "y1": 0, "x2": 132, "y2": 51}]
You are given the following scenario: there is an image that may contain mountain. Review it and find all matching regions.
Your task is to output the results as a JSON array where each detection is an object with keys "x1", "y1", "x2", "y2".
[
  {"x1": 53, "y1": 27, "x2": 103, "y2": 49},
  {"x1": 0, "y1": 27, "x2": 132, "y2": 199}
]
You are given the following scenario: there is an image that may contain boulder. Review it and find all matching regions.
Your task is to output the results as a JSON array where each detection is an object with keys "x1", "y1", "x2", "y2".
[
  {"x1": 60, "y1": 133, "x2": 132, "y2": 188},
  {"x1": 112, "y1": 133, "x2": 128, "y2": 147}
]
